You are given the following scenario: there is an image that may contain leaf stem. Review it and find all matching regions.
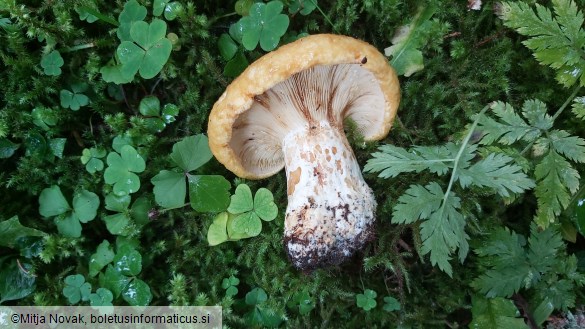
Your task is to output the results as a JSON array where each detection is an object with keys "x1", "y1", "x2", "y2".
[
  {"x1": 309, "y1": 0, "x2": 337, "y2": 32},
  {"x1": 61, "y1": 43, "x2": 96, "y2": 53},
  {"x1": 551, "y1": 84, "x2": 581, "y2": 122},
  {"x1": 78, "y1": 6, "x2": 119, "y2": 27},
  {"x1": 440, "y1": 105, "x2": 490, "y2": 215}
]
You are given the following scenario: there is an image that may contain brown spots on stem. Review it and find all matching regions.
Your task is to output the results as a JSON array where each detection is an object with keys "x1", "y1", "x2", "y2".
[{"x1": 288, "y1": 167, "x2": 302, "y2": 196}]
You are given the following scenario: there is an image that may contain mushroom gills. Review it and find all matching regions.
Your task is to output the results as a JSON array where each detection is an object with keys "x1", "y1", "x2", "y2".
[{"x1": 283, "y1": 120, "x2": 376, "y2": 270}]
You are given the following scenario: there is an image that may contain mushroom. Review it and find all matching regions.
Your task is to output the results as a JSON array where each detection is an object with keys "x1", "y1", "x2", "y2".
[{"x1": 208, "y1": 34, "x2": 400, "y2": 271}]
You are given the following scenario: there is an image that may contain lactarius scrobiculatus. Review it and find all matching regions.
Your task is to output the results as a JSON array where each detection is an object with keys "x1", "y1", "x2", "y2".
[{"x1": 208, "y1": 34, "x2": 400, "y2": 271}]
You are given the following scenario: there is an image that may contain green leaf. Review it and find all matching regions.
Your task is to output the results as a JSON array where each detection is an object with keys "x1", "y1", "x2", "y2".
[
  {"x1": 223, "y1": 50, "x2": 249, "y2": 77},
  {"x1": 478, "y1": 101, "x2": 540, "y2": 145},
  {"x1": 521, "y1": 99, "x2": 553, "y2": 131},
  {"x1": 161, "y1": 104, "x2": 178, "y2": 123},
  {"x1": 534, "y1": 150, "x2": 580, "y2": 227},
  {"x1": 104, "y1": 145, "x2": 146, "y2": 196},
  {"x1": 117, "y1": 19, "x2": 172, "y2": 79},
  {"x1": 40, "y1": 50, "x2": 64, "y2": 76},
  {"x1": 112, "y1": 135, "x2": 133, "y2": 153},
  {"x1": 501, "y1": 0, "x2": 585, "y2": 87},
  {"x1": 531, "y1": 298, "x2": 554, "y2": 325},
  {"x1": 31, "y1": 107, "x2": 58, "y2": 130},
  {"x1": 572, "y1": 96, "x2": 585, "y2": 120},
  {"x1": 54, "y1": 213, "x2": 82, "y2": 238},
  {"x1": 0, "y1": 216, "x2": 46, "y2": 249},
  {"x1": 130, "y1": 197, "x2": 150, "y2": 226},
  {"x1": 245, "y1": 287, "x2": 268, "y2": 305},
  {"x1": 39, "y1": 185, "x2": 71, "y2": 217},
  {"x1": 104, "y1": 213, "x2": 131, "y2": 235},
  {"x1": 139, "y1": 96, "x2": 160, "y2": 116},
  {"x1": 164, "y1": 2, "x2": 183, "y2": 21},
  {"x1": 153, "y1": 0, "x2": 168, "y2": 16},
  {"x1": 72, "y1": 189, "x2": 100, "y2": 223},
  {"x1": 170, "y1": 135, "x2": 213, "y2": 172},
  {"x1": 152, "y1": 170, "x2": 186, "y2": 208},
  {"x1": 0, "y1": 259, "x2": 36, "y2": 304},
  {"x1": 384, "y1": 6, "x2": 436, "y2": 76},
  {"x1": 122, "y1": 278, "x2": 152, "y2": 306},
  {"x1": 113, "y1": 245, "x2": 142, "y2": 276},
  {"x1": 237, "y1": 1, "x2": 290, "y2": 51},
  {"x1": 117, "y1": 0, "x2": 147, "y2": 41},
  {"x1": 289, "y1": 0, "x2": 317, "y2": 15},
  {"x1": 60, "y1": 85, "x2": 89, "y2": 111},
  {"x1": 49, "y1": 138, "x2": 66, "y2": 158},
  {"x1": 392, "y1": 183, "x2": 443, "y2": 224},
  {"x1": 188, "y1": 175, "x2": 231, "y2": 212},
  {"x1": 222, "y1": 275, "x2": 240, "y2": 297},
  {"x1": 219, "y1": 33, "x2": 238, "y2": 61},
  {"x1": 99, "y1": 265, "x2": 130, "y2": 298},
  {"x1": 105, "y1": 193, "x2": 131, "y2": 213},
  {"x1": 548, "y1": 129, "x2": 585, "y2": 163},
  {"x1": 208, "y1": 212, "x2": 229, "y2": 246},
  {"x1": 228, "y1": 184, "x2": 254, "y2": 214},
  {"x1": 63, "y1": 274, "x2": 91, "y2": 304},
  {"x1": 254, "y1": 188, "x2": 278, "y2": 221},
  {"x1": 383, "y1": 296, "x2": 401, "y2": 312},
  {"x1": 469, "y1": 295, "x2": 527, "y2": 329},
  {"x1": 89, "y1": 240, "x2": 115, "y2": 277},
  {"x1": 227, "y1": 212, "x2": 262, "y2": 239},
  {"x1": 81, "y1": 148, "x2": 106, "y2": 173},
  {"x1": 0, "y1": 138, "x2": 19, "y2": 158},
  {"x1": 356, "y1": 289, "x2": 377, "y2": 311},
  {"x1": 235, "y1": 0, "x2": 254, "y2": 16},
  {"x1": 89, "y1": 288, "x2": 114, "y2": 307},
  {"x1": 576, "y1": 197, "x2": 585, "y2": 237}
]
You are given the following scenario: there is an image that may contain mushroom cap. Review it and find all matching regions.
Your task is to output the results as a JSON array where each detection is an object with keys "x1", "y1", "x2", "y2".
[{"x1": 208, "y1": 34, "x2": 400, "y2": 179}]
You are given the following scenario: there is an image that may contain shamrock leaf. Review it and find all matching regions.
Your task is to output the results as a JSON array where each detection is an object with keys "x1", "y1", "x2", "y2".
[
  {"x1": 63, "y1": 274, "x2": 92, "y2": 304},
  {"x1": 287, "y1": 290, "x2": 315, "y2": 315},
  {"x1": 113, "y1": 245, "x2": 142, "y2": 276},
  {"x1": 99, "y1": 265, "x2": 131, "y2": 298},
  {"x1": 40, "y1": 50, "x2": 64, "y2": 76},
  {"x1": 89, "y1": 240, "x2": 115, "y2": 277},
  {"x1": 117, "y1": 19, "x2": 173, "y2": 79},
  {"x1": 356, "y1": 289, "x2": 377, "y2": 311},
  {"x1": 221, "y1": 275, "x2": 240, "y2": 297},
  {"x1": 289, "y1": 0, "x2": 317, "y2": 15},
  {"x1": 383, "y1": 296, "x2": 401, "y2": 312},
  {"x1": 31, "y1": 107, "x2": 57, "y2": 130},
  {"x1": 89, "y1": 288, "x2": 113, "y2": 306},
  {"x1": 138, "y1": 96, "x2": 178, "y2": 132},
  {"x1": 235, "y1": 0, "x2": 255, "y2": 16},
  {"x1": 224, "y1": 184, "x2": 278, "y2": 239},
  {"x1": 76, "y1": 7, "x2": 98, "y2": 23},
  {"x1": 122, "y1": 278, "x2": 152, "y2": 306},
  {"x1": 236, "y1": 1, "x2": 290, "y2": 51},
  {"x1": 246, "y1": 287, "x2": 268, "y2": 305},
  {"x1": 117, "y1": 0, "x2": 147, "y2": 42},
  {"x1": 104, "y1": 145, "x2": 146, "y2": 196},
  {"x1": 207, "y1": 212, "x2": 230, "y2": 246},
  {"x1": 60, "y1": 83, "x2": 89, "y2": 111},
  {"x1": 39, "y1": 186, "x2": 100, "y2": 237},
  {"x1": 219, "y1": 33, "x2": 238, "y2": 61},
  {"x1": 153, "y1": 0, "x2": 183, "y2": 20},
  {"x1": 81, "y1": 147, "x2": 106, "y2": 174},
  {"x1": 103, "y1": 194, "x2": 149, "y2": 235}
]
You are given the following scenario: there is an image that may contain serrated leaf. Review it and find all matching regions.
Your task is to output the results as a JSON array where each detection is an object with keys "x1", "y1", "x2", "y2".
[
  {"x1": 478, "y1": 101, "x2": 540, "y2": 145},
  {"x1": 170, "y1": 135, "x2": 213, "y2": 172},
  {"x1": 89, "y1": 240, "x2": 115, "y2": 277},
  {"x1": 469, "y1": 295, "x2": 527, "y2": 329},
  {"x1": 535, "y1": 150, "x2": 580, "y2": 227},
  {"x1": 0, "y1": 216, "x2": 46, "y2": 249},
  {"x1": 188, "y1": 175, "x2": 231, "y2": 212},
  {"x1": 572, "y1": 96, "x2": 585, "y2": 120},
  {"x1": 392, "y1": 183, "x2": 443, "y2": 224},
  {"x1": 548, "y1": 129, "x2": 585, "y2": 163},
  {"x1": 151, "y1": 170, "x2": 186, "y2": 208},
  {"x1": 521, "y1": 99, "x2": 553, "y2": 131},
  {"x1": 384, "y1": 6, "x2": 436, "y2": 76}
]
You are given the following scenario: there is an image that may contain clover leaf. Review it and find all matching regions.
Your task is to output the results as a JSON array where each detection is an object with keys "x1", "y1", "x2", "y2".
[
  {"x1": 81, "y1": 147, "x2": 106, "y2": 174},
  {"x1": 117, "y1": 19, "x2": 173, "y2": 79},
  {"x1": 226, "y1": 184, "x2": 278, "y2": 238},
  {"x1": 222, "y1": 275, "x2": 240, "y2": 297},
  {"x1": 104, "y1": 145, "x2": 145, "y2": 196},
  {"x1": 153, "y1": 0, "x2": 183, "y2": 20},
  {"x1": 76, "y1": 7, "x2": 98, "y2": 23},
  {"x1": 117, "y1": 0, "x2": 147, "y2": 42},
  {"x1": 235, "y1": 0, "x2": 254, "y2": 16},
  {"x1": 31, "y1": 107, "x2": 58, "y2": 130},
  {"x1": 289, "y1": 0, "x2": 317, "y2": 15},
  {"x1": 246, "y1": 287, "x2": 268, "y2": 305},
  {"x1": 207, "y1": 212, "x2": 230, "y2": 246},
  {"x1": 288, "y1": 290, "x2": 315, "y2": 315},
  {"x1": 152, "y1": 135, "x2": 230, "y2": 211},
  {"x1": 103, "y1": 194, "x2": 150, "y2": 235},
  {"x1": 89, "y1": 288, "x2": 113, "y2": 306},
  {"x1": 39, "y1": 186, "x2": 100, "y2": 237},
  {"x1": 138, "y1": 96, "x2": 178, "y2": 132},
  {"x1": 383, "y1": 296, "x2": 401, "y2": 312},
  {"x1": 235, "y1": 1, "x2": 290, "y2": 51},
  {"x1": 89, "y1": 240, "x2": 115, "y2": 277},
  {"x1": 60, "y1": 83, "x2": 89, "y2": 111},
  {"x1": 40, "y1": 50, "x2": 64, "y2": 76},
  {"x1": 356, "y1": 289, "x2": 377, "y2": 311},
  {"x1": 63, "y1": 274, "x2": 92, "y2": 304}
]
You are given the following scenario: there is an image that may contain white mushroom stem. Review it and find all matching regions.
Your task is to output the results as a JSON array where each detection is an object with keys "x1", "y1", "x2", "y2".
[{"x1": 282, "y1": 120, "x2": 376, "y2": 270}]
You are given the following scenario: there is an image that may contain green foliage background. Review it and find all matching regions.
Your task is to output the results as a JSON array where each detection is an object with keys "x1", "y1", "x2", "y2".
[{"x1": 1, "y1": 0, "x2": 585, "y2": 327}]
